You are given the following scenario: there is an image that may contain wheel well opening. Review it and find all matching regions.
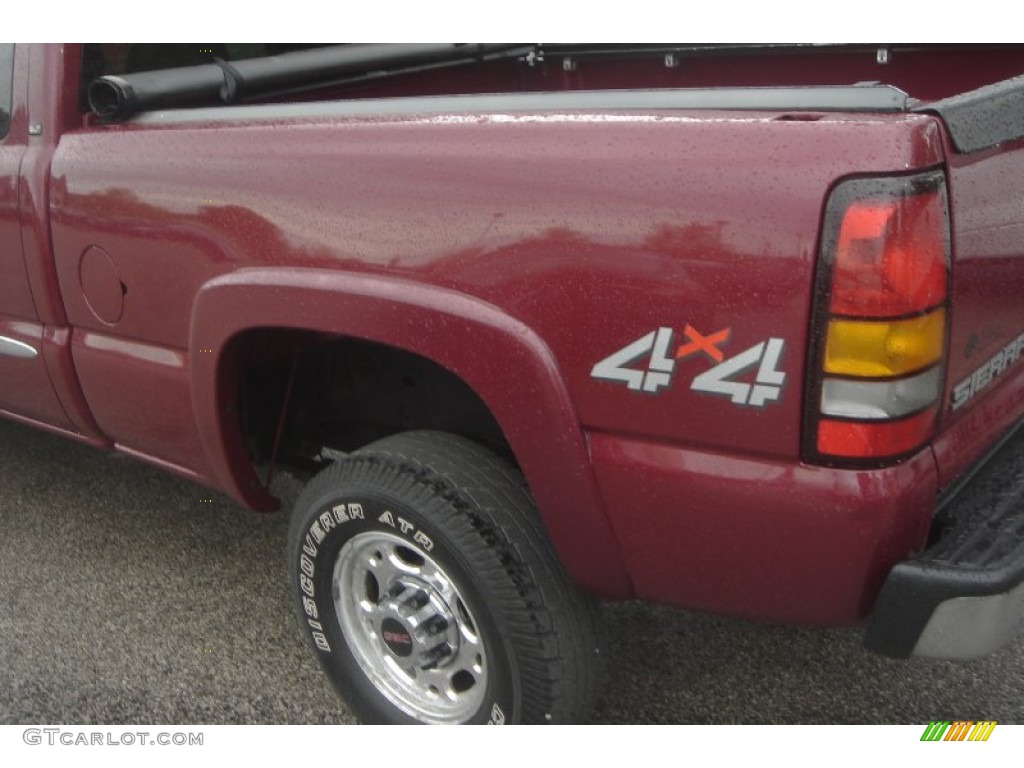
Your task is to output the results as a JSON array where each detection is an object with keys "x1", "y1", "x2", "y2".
[{"x1": 229, "y1": 329, "x2": 513, "y2": 484}]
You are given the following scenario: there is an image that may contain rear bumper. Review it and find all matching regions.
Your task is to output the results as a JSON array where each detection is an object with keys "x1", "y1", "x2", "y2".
[{"x1": 865, "y1": 424, "x2": 1024, "y2": 658}]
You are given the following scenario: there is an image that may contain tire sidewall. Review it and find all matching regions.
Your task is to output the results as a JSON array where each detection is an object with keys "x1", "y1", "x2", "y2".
[{"x1": 290, "y1": 480, "x2": 518, "y2": 724}]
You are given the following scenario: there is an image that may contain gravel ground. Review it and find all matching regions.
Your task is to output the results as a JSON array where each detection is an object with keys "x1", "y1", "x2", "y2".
[{"x1": 1, "y1": 418, "x2": 1022, "y2": 725}]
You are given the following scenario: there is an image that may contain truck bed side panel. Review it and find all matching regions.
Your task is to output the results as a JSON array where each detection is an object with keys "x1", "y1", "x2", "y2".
[
  {"x1": 936, "y1": 137, "x2": 1024, "y2": 488},
  {"x1": 49, "y1": 112, "x2": 944, "y2": 466}
]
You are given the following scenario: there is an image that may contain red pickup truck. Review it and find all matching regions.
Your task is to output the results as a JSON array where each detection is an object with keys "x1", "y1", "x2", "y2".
[{"x1": 2, "y1": 43, "x2": 1023, "y2": 724}]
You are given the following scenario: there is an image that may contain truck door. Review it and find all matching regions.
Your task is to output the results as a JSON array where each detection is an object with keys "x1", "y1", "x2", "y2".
[{"x1": 0, "y1": 43, "x2": 74, "y2": 429}]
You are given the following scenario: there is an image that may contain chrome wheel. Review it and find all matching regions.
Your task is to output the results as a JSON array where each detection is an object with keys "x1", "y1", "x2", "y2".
[
  {"x1": 332, "y1": 530, "x2": 488, "y2": 723},
  {"x1": 291, "y1": 431, "x2": 604, "y2": 723}
]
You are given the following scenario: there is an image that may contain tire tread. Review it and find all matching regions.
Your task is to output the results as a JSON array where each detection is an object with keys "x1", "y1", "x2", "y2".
[{"x1": 289, "y1": 430, "x2": 603, "y2": 723}]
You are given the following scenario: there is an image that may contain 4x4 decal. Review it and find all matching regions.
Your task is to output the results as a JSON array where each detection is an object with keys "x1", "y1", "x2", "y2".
[{"x1": 590, "y1": 324, "x2": 787, "y2": 408}]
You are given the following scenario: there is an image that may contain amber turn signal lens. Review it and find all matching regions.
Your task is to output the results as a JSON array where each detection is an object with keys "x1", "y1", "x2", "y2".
[{"x1": 823, "y1": 309, "x2": 945, "y2": 378}]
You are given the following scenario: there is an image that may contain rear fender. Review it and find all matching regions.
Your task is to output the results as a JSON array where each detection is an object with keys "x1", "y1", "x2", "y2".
[{"x1": 190, "y1": 267, "x2": 632, "y2": 597}]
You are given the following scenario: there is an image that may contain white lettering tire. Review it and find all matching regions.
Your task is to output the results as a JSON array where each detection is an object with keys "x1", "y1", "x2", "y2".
[{"x1": 287, "y1": 431, "x2": 604, "y2": 724}]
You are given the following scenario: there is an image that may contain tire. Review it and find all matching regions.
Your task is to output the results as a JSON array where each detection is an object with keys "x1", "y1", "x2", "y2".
[{"x1": 287, "y1": 430, "x2": 604, "y2": 724}]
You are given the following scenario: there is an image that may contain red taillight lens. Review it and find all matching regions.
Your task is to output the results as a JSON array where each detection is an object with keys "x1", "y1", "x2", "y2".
[
  {"x1": 816, "y1": 406, "x2": 938, "y2": 459},
  {"x1": 805, "y1": 172, "x2": 951, "y2": 466},
  {"x1": 830, "y1": 191, "x2": 948, "y2": 318}
]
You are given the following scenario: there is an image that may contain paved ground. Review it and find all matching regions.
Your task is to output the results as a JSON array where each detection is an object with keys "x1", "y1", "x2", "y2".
[{"x1": 1, "y1": 418, "x2": 1022, "y2": 725}]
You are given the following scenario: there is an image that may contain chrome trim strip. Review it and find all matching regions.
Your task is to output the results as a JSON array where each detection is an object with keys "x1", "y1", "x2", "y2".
[{"x1": 0, "y1": 336, "x2": 39, "y2": 359}]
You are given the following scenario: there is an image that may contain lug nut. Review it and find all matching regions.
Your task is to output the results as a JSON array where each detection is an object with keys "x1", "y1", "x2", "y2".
[{"x1": 419, "y1": 643, "x2": 453, "y2": 670}]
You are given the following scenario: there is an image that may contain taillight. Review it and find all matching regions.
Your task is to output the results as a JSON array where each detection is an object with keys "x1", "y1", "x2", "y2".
[{"x1": 804, "y1": 171, "x2": 950, "y2": 465}]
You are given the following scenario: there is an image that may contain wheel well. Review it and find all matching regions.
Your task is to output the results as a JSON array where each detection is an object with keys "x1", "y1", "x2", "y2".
[{"x1": 228, "y1": 329, "x2": 512, "y2": 482}]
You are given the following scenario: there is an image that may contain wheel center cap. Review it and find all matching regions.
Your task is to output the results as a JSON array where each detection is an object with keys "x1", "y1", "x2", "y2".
[{"x1": 380, "y1": 617, "x2": 414, "y2": 657}]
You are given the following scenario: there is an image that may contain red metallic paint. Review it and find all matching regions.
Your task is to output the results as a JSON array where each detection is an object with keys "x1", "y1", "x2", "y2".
[
  {"x1": 0, "y1": 48, "x2": 77, "y2": 431},
  {"x1": 189, "y1": 268, "x2": 632, "y2": 597},
  {"x1": 47, "y1": 112, "x2": 946, "y2": 461},
  {"x1": 40, "y1": 325, "x2": 109, "y2": 445},
  {"x1": 0, "y1": 44, "x2": 1021, "y2": 623},
  {"x1": 0, "y1": 48, "x2": 35, "y2": 321},
  {"x1": 44, "y1": 109, "x2": 944, "y2": 601},
  {"x1": 0, "y1": 319, "x2": 74, "y2": 428},
  {"x1": 78, "y1": 245, "x2": 124, "y2": 324},
  {"x1": 71, "y1": 331, "x2": 209, "y2": 478},
  {"x1": 20, "y1": 45, "x2": 69, "y2": 326},
  {"x1": 938, "y1": 135, "x2": 1024, "y2": 487},
  {"x1": 589, "y1": 432, "x2": 937, "y2": 624},
  {"x1": 934, "y1": 364, "x2": 1024, "y2": 493}
]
